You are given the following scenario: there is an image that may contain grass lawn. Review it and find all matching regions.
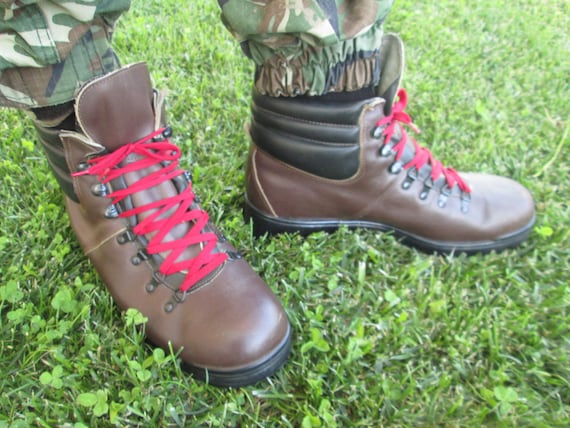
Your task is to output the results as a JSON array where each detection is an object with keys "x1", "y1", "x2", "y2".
[{"x1": 0, "y1": 0, "x2": 568, "y2": 426}]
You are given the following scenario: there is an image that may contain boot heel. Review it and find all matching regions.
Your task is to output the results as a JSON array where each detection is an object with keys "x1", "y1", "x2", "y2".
[{"x1": 244, "y1": 198, "x2": 341, "y2": 237}]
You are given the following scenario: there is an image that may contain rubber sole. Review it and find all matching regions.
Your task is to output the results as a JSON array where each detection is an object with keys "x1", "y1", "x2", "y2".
[
  {"x1": 181, "y1": 325, "x2": 292, "y2": 388},
  {"x1": 244, "y1": 199, "x2": 535, "y2": 255}
]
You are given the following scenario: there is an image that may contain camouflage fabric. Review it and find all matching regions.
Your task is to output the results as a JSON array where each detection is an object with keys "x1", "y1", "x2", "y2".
[
  {"x1": 0, "y1": 0, "x2": 394, "y2": 108},
  {"x1": 218, "y1": 0, "x2": 394, "y2": 97},
  {"x1": 0, "y1": 0, "x2": 130, "y2": 109}
]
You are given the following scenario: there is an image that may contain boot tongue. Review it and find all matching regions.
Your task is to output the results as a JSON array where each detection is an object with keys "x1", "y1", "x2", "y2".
[
  {"x1": 74, "y1": 63, "x2": 156, "y2": 151},
  {"x1": 376, "y1": 34, "x2": 405, "y2": 115}
]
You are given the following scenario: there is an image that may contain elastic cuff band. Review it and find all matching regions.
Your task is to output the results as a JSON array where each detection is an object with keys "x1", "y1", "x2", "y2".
[
  {"x1": 253, "y1": 22, "x2": 385, "y2": 97},
  {"x1": 254, "y1": 49, "x2": 381, "y2": 97}
]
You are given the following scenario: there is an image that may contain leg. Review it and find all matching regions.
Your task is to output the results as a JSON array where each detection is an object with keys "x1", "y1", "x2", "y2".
[
  {"x1": 0, "y1": 0, "x2": 127, "y2": 110},
  {"x1": 1, "y1": 0, "x2": 290, "y2": 387},
  {"x1": 219, "y1": 0, "x2": 394, "y2": 97},
  {"x1": 219, "y1": 0, "x2": 535, "y2": 254}
]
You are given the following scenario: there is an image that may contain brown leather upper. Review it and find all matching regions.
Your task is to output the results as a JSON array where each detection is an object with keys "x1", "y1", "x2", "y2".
[
  {"x1": 54, "y1": 63, "x2": 289, "y2": 372},
  {"x1": 247, "y1": 97, "x2": 535, "y2": 245}
]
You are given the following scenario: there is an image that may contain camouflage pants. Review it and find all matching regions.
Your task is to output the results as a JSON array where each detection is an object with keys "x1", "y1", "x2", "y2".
[
  {"x1": 0, "y1": 0, "x2": 130, "y2": 109},
  {"x1": 0, "y1": 0, "x2": 394, "y2": 109},
  {"x1": 219, "y1": 0, "x2": 394, "y2": 97}
]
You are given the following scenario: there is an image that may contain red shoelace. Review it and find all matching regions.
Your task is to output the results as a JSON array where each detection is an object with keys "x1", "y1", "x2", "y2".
[
  {"x1": 376, "y1": 89, "x2": 471, "y2": 193},
  {"x1": 74, "y1": 128, "x2": 228, "y2": 292}
]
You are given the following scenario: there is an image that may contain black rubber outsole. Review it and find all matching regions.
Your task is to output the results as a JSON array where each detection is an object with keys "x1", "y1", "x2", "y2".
[
  {"x1": 181, "y1": 325, "x2": 292, "y2": 388},
  {"x1": 244, "y1": 199, "x2": 535, "y2": 255}
]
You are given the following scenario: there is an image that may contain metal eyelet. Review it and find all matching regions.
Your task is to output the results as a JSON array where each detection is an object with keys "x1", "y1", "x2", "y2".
[
  {"x1": 389, "y1": 161, "x2": 404, "y2": 174},
  {"x1": 162, "y1": 126, "x2": 173, "y2": 138},
  {"x1": 131, "y1": 250, "x2": 148, "y2": 266},
  {"x1": 104, "y1": 205, "x2": 119, "y2": 219},
  {"x1": 437, "y1": 185, "x2": 451, "y2": 208},
  {"x1": 145, "y1": 281, "x2": 158, "y2": 293},
  {"x1": 91, "y1": 183, "x2": 108, "y2": 197},
  {"x1": 380, "y1": 144, "x2": 393, "y2": 157},
  {"x1": 371, "y1": 126, "x2": 384, "y2": 139},
  {"x1": 164, "y1": 302, "x2": 175, "y2": 313},
  {"x1": 402, "y1": 177, "x2": 413, "y2": 190},
  {"x1": 152, "y1": 126, "x2": 173, "y2": 142},
  {"x1": 227, "y1": 251, "x2": 242, "y2": 261},
  {"x1": 402, "y1": 168, "x2": 418, "y2": 190},
  {"x1": 116, "y1": 230, "x2": 135, "y2": 245},
  {"x1": 419, "y1": 178, "x2": 434, "y2": 201},
  {"x1": 173, "y1": 289, "x2": 188, "y2": 304},
  {"x1": 460, "y1": 192, "x2": 471, "y2": 213},
  {"x1": 77, "y1": 161, "x2": 89, "y2": 171}
]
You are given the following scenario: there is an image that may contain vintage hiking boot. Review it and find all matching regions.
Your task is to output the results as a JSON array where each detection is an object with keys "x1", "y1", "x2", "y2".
[
  {"x1": 34, "y1": 63, "x2": 291, "y2": 387},
  {"x1": 245, "y1": 34, "x2": 535, "y2": 254}
]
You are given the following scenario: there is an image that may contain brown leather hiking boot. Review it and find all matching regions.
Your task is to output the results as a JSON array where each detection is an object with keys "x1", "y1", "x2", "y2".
[
  {"x1": 245, "y1": 34, "x2": 535, "y2": 254},
  {"x1": 34, "y1": 63, "x2": 291, "y2": 387}
]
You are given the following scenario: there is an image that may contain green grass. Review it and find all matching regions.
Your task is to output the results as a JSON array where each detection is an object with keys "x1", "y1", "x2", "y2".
[{"x1": 0, "y1": 0, "x2": 568, "y2": 426}]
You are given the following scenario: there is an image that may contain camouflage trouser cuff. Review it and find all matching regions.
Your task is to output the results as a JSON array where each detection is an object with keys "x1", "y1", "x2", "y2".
[
  {"x1": 0, "y1": 24, "x2": 120, "y2": 110},
  {"x1": 252, "y1": 24, "x2": 384, "y2": 98}
]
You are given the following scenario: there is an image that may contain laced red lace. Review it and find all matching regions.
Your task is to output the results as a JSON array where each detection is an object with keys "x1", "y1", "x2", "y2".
[
  {"x1": 376, "y1": 89, "x2": 471, "y2": 193},
  {"x1": 74, "y1": 128, "x2": 228, "y2": 292}
]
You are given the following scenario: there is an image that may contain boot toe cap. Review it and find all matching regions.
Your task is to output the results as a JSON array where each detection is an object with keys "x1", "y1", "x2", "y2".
[
  {"x1": 174, "y1": 259, "x2": 290, "y2": 373},
  {"x1": 464, "y1": 173, "x2": 536, "y2": 239}
]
